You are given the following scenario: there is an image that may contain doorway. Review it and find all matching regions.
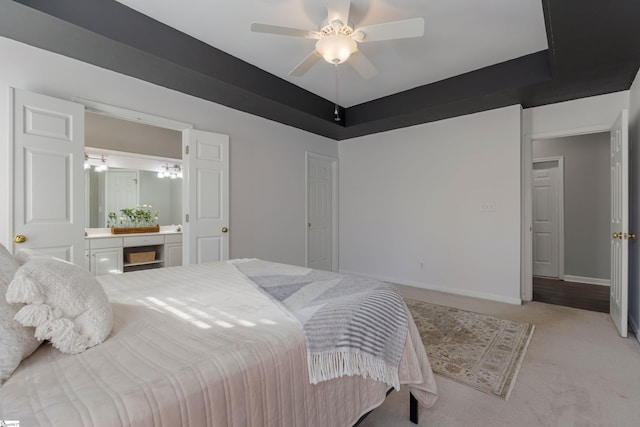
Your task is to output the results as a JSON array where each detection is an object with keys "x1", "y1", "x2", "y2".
[
  {"x1": 11, "y1": 88, "x2": 230, "y2": 267},
  {"x1": 529, "y1": 132, "x2": 611, "y2": 312}
]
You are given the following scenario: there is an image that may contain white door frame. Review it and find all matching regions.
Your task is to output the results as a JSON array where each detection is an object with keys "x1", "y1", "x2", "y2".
[
  {"x1": 521, "y1": 124, "x2": 611, "y2": 301},
  {"x1": 305, "y1": 151, "x2": 339, "y2": 271},
  {"x1": 532, "y1": 156, "x2": 565, "y2": 280},
  {"x1": 74, "y1": 98, "x2": 194, "y2": 131}
]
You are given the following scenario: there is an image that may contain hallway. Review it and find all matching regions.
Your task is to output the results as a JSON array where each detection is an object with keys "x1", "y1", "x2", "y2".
[{"x1": 532, "y1": 276, "x2": 609, "y2": 313}]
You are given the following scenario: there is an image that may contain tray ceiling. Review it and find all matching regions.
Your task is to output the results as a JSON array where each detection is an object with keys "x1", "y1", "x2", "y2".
[{"x1": 1, "y1": 0, "x2": 640, "y2": 140}]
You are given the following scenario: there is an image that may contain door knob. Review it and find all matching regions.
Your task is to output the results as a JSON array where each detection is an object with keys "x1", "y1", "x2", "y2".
[
  {"x1": 221, "y1": 227, "x2": 228, "y2": 233},
  {"x1": 613, "y1": 232, "x2": 622, "y2": 239},
  {"x1": 627, "y1": 233, "x2": 636, "y2": 240},
  {"x1": 13, "y1": 235, "x2": 26, "y2": 244}
]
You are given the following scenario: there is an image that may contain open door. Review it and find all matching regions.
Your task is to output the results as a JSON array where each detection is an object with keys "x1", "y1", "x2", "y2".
[
  {"x1": 11, "y1": 88, "x2": 85, "y2": 264},
  {"x1": 183, "y1": 129, "x2": 229, "y2": 264},
  {"x1": 610, "y1": 109, "x2": 629, "y2": 337}
]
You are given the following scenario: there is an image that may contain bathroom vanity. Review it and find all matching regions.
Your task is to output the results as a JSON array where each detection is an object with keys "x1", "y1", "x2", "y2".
[{"x1": 85, "y1": 226, "x2": 182, "y2": 276}]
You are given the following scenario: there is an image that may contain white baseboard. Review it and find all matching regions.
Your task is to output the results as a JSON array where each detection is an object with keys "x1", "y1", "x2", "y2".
[
  {"x1": 629, "y1": 316, "x2": 640, "y2": 346},
  {"x1": 338, "y1": 269, "x2": 522, "y2": 305},
  {"x1": 563, "y1": 275, "x2": 610, "y2": 286}
]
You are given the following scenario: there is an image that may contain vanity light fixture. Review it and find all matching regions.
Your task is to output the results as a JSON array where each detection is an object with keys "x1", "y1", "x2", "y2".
[
  {"x1": 94, "y1": 155, "x2": 108, "y2": 172},
  {"x1": 158, "y1": 164, "x2": 182, "y2": 179},
  {"x1": 84, "y1": 153, "x2": 108, "y2": 172}
]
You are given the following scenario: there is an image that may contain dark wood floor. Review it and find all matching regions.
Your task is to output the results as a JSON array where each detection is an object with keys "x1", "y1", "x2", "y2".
[{"x1": 533, "y1": 276, "x2": 610, "y2": 313}]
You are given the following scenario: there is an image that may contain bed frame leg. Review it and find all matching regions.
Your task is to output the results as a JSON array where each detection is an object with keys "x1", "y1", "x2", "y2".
[{"x1": 410, "y1": 392, "x2": 418, "y2": 424}]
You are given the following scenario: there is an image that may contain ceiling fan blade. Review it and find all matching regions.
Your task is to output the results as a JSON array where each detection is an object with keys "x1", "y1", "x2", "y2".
[
  {"x1": 327, "y1": 0, "x2": 351, "y2": 25},
  {"x1": 289, "y1": 51, "x2": 322, "y2": 77},
  {"x1": 354, "y1": 17, "x2": 424, "y2": 43},
  {"x1": 348, "y1": 51, "x2": 378, "y2": 79},
  {"x1": 251, "y1": 23, "x2": 320, "y2": 39}
]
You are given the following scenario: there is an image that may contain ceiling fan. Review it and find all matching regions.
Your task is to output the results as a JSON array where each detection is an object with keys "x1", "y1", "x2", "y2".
[{"x1": 251, "y1": 0, "x2": 425, "y2": 79}]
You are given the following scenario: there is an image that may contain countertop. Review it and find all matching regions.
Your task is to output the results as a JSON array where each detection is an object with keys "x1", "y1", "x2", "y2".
[{"x1": 85, "y1": 227, "x2": 182, "y2": 239}]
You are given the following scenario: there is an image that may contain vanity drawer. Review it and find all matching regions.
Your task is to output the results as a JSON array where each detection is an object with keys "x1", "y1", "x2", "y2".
[
  {"x1": 123, "y1": 235, "x2": 164, "y2": 247},
  {"x1": 90, "y1": 237, "x2": 123, "y2": 249},
  {"x1": 164, "y1": 233, "x2": 182, "y2": 244}
]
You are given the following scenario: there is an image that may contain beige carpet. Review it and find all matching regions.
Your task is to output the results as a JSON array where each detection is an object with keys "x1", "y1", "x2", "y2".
[
  {"x1": 406, "y1": 299, "x2": 534, "y2": 399},
  {"x1": 360, "y1": 286, "x2": 640, "y2": 427}
]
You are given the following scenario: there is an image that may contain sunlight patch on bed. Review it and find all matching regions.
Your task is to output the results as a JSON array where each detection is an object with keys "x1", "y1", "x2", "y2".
[
  {"x1": 186, "y1": 307, "x2": 216, "y2": 320},
  {"x1": 141, "y1": 297, "x2": 276, "y2": 329},
  {"x1": 145, "y1": 296, "x2": 212, "y2": 329},
  {"x1": 214, "y1": 320, "x2": 234, "y2": 328}
]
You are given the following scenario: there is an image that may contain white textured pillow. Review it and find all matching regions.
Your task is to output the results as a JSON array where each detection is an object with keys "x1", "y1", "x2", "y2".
[
  {"x1": 6, "y1": 257, "x2": 113, "y2": 354},
  {"x1": 14, "y1": 247, "x2": 56, "y2": 265},
  {"x1": 0, "y1": 243, "x2": 41, "y2": 384}
]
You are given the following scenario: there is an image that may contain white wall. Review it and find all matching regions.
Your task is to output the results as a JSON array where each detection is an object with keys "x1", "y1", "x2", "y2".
[
  {"x1": 628, "y1": 68, "x2": 640, "y2": 338},
  {"x1": 0, "y1": 37, "x2": 337, "y2": 266},
  {"x1": 339, "y1": 105, "x2": 523, "y2": 304}
]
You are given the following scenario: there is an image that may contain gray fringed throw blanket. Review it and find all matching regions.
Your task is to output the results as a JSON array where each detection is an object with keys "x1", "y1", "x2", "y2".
[{"x1": 231, "y1": 259, "x2": 408, "y2": 390}]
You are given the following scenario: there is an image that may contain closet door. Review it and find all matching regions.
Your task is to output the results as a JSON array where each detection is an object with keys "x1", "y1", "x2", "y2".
[{"x1": 11, "y1": 88, "x2": 85, "y2": 264}]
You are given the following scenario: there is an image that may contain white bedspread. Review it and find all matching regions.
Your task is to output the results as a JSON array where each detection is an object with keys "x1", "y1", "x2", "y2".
[{"x1": 0, "y1": 261, "x2": 437, "y2": 426}]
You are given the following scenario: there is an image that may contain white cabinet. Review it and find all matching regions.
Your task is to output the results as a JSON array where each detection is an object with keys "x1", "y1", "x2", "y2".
[
  {"x1": 90, "y1": 247, "x2": 124, "y2": 276},
  {"x1": 85, "y1": 250, "x2": 91, "y2": 272},
  {"x1": 164, "y1": 233, "x2": 183, "y2": 268},
  {"x1": 85, "y1": 233, "x2": 182, "y2": 275},
  {"x1": 86, "y1": 236, "x2": 123, "y2": 276},
  {"x1": 164, "y1": 243, "x2": 183, "y2": 267}
]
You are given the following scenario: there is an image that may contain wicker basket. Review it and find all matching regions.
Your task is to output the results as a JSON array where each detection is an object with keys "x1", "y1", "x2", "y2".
[{"x1": 126, "y1": 251, "x2": 156, "y2": 264}]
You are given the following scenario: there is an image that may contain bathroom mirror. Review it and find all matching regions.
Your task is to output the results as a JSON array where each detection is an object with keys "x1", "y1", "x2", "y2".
[{"x1": 84, "y1": 150, "x2": 182, "y2": 228}]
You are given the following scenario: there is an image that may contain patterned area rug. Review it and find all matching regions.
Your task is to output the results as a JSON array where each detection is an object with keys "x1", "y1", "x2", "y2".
[{"x1": 405, "y1": 299, "x2": 535, "y2": 399}]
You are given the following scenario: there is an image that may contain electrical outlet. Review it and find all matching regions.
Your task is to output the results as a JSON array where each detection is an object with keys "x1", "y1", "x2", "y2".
[
  {"x1": 419, "y1": 262, "x2": 424, "y2": 270},
  {"x1": 480, "y1": 201, "x2": 496, "y2": 212}
]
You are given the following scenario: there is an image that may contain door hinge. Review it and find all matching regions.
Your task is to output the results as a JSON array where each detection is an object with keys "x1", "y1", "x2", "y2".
[
  {"x1": 185, "y1": 214, "x2": 190, "y2": 223},
  {"x1": 185, "y1": 145, "x2": 189, "y2": 155}
]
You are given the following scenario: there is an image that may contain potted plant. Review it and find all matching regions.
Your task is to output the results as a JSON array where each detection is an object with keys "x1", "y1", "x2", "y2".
[{"x1": 109, "y1": 205, "x2": 160, "y2": 234}]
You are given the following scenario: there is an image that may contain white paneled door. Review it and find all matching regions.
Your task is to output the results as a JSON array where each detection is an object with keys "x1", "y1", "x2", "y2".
[
  {"x1": 11, "y1": 88, "x2": 85, "y2": 264},
  {"x1": 307, "y1": 153, "x2": 337, "y2": 271},
  {"x1": 610, "y1": 109, "x2": 629, "y2": 338},
  {"x1": 532, "y1": 159, "x2": 562, "y2": 278},
  {"x1": 105, "y1": 170, "x2": 138, "y2": 224},
  {"x1": 183, "y1": 129, "x2": 229, "y2": 264}
]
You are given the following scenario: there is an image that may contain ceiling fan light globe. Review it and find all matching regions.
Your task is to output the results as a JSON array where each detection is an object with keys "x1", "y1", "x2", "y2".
[{"x1": 316, "y1": 35, "x2": 357, "y2": 64}]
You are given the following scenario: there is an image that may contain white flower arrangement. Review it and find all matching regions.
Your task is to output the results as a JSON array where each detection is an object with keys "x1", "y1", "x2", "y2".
[{"x1": 108, "y1": 204, "x2": 159, "y2": 227}]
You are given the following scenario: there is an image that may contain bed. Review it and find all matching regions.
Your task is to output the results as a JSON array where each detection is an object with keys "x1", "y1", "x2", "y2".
[{"x1": 1, "y1": 259, "x2": 438, "y2": 426}]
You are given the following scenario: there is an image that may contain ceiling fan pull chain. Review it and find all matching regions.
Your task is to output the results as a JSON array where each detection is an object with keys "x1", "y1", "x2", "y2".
[{"x1": 334, "y1": 64, "x2": 341, "y2": 122}]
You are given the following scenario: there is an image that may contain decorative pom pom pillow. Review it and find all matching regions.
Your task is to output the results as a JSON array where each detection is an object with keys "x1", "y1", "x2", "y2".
[
  {"x1": 14, "y1": 247, "x2": 56, "y2": 265},
  {"x1": 6, "y1": 257, "x2": 113, "y2": 354},
  {"x1": 0, "y1": 244, "x2": 41, "y2": 384}
]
